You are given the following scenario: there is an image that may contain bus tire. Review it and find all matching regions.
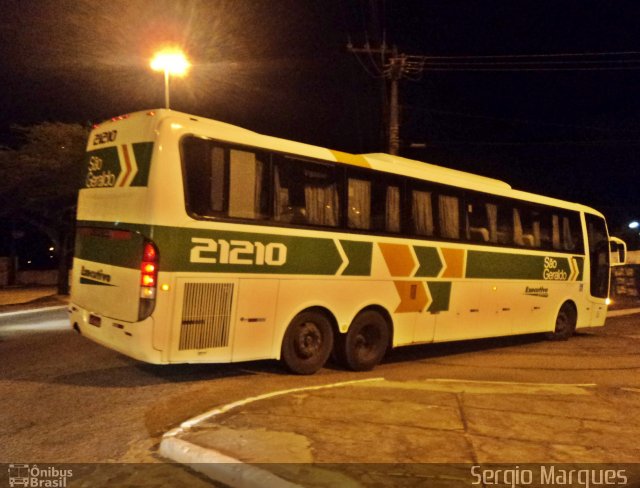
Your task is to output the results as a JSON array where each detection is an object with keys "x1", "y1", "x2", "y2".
[
  {"x1": 280, "y1": 310, "x2": 334, "y2": 375},
  {"x1": 546, "y1": 302, "x2": 577, "y2": 341},
  {"x1": 336, "y1": 310, "x2": 389, "y2": 371}
]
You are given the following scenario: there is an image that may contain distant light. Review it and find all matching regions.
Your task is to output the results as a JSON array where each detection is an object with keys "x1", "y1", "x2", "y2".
[
  {"x1": 49, "y1": 246, "x2": 55, "y2": 251},
  {"x1": 606, "y1": 298, "x2": 612, "y2": 306},
  {"x1": 629, "y1": 221, "x2": 639, "y2": 229},
  {"x1": 150, "y1": 49, "x2": 190, "y2": 77}
]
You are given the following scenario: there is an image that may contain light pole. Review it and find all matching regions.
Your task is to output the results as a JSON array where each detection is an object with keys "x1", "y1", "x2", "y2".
[{"x1": 150, "y1": 49, "x2": 190, "y2": 109}]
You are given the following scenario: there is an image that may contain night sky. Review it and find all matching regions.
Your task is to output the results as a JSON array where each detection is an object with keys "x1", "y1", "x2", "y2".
[{"x1": 2, "y1": 0, "x2": 640, "y2": 231}]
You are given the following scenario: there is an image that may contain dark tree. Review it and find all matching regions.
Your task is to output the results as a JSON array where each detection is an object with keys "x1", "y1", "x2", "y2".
[{"x1": 0, "y1": 122, "x2": 89, "y2": 294}]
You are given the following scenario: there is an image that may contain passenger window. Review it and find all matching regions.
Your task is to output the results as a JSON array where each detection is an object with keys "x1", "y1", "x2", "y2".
[
  {"x1": 228, "y1": 149, "x2": 268, "y2": 219},
  {"x1": 438, "y1": 194, "x2": 460, "y2": 240},
  {"x1": 513, "y1": 207, "x2": 536, "y2": 247},
  {"x1": 382, "y1": 184, "x2": 401, "y2": 233},
  {"x1": 181, "y1": 136, "x2": 269, "y2": 220},
  {"x1": 466, "y1": 198, "x2": 496, "y2": 243},
  {"x1": 348, "y1": 177, "x2": 371, "y2": 230},
  {"x1": 274, "y1": 157, "x2": 340, "y2": 227},
  {"x1": 411, "y1": 187, "x2": 434, "y2": 236},
  {"x1": 553, "y1": 213, "x2": 580, "y2": 252}
]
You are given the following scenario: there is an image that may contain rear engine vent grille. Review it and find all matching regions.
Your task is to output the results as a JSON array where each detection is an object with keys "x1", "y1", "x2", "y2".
[{"x1": 179, "y1": 283, "x2": 234, "y2": 350}]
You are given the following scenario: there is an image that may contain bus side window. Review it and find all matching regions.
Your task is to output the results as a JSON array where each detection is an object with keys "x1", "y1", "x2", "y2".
[
  {"x1": 410, "y1": 183, "x2": 434, "y2": 236},
  {"x1": 496, "y1": 202, "x2": 513, "y2": 245},
  {"x1": 228, "y1": 149, "x2": 269, "y2": 220},
  {"x1": 513, "y1": 207, "x2": 535, "y2": 247},
  {"x1": 181, "y1": 137, "x2": 226, "y2": 217},
  {"x1": 274, "y1": 157, "x2": 341, "y2": 227},
  {"x1": 438, "y1": 194, "x2": 461, "y2": 240},
  {"x1": 465, "y1": 197, "x2": 496, "y2": 243},
  {"x1": 348, "y1": 176, "x2": 372, "y2": 230},
  {"x1": 552, "y1": 213, "x2": 581, "y2": 252}
]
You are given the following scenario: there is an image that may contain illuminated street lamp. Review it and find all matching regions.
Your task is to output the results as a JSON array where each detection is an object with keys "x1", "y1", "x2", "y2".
[{"x1": 150, "y1": 49, "x2": 190, "y2": 109}]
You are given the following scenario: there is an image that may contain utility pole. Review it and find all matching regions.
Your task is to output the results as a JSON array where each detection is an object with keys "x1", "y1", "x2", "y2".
[
  {"x1": 348, "y1": 44, "x2": 426, "y2": 155},
  {"x1": 387, "y1": 49, "x2": 403, "y2": 155}
]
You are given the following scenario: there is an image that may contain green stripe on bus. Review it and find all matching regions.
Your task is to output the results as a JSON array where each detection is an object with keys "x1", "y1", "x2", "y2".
[
  {"x1": 340, "y1": 240, "x2": 372, "y2": 276},
  {"x1": 75, "y1": 220, "x2": 585, "y2": 282},
  {"x1": 427, "y1": 281, "x2": 452, "y2": 312},
  {"x1": 466, "y1": 251, "x2": 583, "y2": 281},
  {"x1": 130, "y1": 142, "x2": 153, "y2": 187},
  {"x1": 152, "y1": 226, "x2": 344, "y2": 275},
  {"x1": 83, "y1": 142, "x2": 153, "y2": 188},
  {"x1": 413, "y1": 246, "x2": 443, "y2": 277}
]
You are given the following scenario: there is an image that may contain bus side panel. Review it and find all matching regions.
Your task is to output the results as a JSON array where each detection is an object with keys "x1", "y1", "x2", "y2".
[{"x1": 231, "y1": 279, "x2": 279, "y2": 362}]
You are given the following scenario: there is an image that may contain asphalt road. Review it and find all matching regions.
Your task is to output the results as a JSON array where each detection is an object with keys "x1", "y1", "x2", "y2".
[{"x1": 1, "y1": 309, "x2": 639, "y2": 484}]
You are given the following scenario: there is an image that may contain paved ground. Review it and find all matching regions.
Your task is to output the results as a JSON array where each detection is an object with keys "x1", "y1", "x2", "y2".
[
  {"x1": 161, "y1": 375, "x2": 640, "y2": 487},
  {"x1": 3, "y1": 286, "x2": 639, "y2": 487}
]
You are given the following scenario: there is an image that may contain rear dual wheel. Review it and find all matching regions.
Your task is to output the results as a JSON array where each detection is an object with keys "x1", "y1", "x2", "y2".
[
  {"x1": 281, "y1": 311, "x2": 334, "y2": 375},
  {"x1": 335, "y1": 310, "x2": 390, "y2": 372}
]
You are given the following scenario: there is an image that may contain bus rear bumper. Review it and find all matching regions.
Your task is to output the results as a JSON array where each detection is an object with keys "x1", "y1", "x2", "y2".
[{"x1": 69, "y1": 303, "x2": 165, "y2": 364}]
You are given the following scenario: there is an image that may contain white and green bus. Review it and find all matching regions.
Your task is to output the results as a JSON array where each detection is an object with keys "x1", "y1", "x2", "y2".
[{"x1": 69, "y1": 109, "x2": 625, "y2": 374}]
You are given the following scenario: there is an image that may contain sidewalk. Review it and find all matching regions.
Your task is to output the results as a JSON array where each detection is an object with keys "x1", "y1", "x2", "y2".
[
  {"x1": 0, "y1": 286, "x2": 69, "y2": 313},
  {"x1": 160, "y1": 376, "x2": 640, "y2": 487}
]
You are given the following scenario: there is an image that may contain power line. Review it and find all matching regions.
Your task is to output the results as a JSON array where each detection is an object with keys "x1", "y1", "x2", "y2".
[{"x1": 348, "y1": 44, "x2": 640, "y2": 154}]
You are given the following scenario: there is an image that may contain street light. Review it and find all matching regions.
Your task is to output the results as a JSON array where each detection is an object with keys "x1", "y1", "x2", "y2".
[{"x1": 150, "y1": 48, "x2": 190, "y2": 109}]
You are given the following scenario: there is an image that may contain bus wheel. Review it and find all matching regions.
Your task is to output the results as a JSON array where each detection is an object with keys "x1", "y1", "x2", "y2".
[
  {"x1": 281, "y1": 311, "x2": 334, "y2": 375},
  {"x1": 547, "y1": 302, "x2": 577, "y2": 341},
  {"x1": 336, "y1": 310, "x2": 389, "y2": 371}
]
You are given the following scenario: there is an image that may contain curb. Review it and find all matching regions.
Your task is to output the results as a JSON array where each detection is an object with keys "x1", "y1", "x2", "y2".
[{"x1": 159, "y1": 377, "x2": 384, "y2": 488}]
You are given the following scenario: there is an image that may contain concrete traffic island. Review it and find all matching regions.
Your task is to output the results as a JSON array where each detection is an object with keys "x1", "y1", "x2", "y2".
[{"x1": 160, "y1": 377, "x2": 640, "y2": 487}]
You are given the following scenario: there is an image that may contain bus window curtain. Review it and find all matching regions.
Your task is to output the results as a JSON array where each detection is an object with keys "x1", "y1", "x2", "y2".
[
  {"x1": 412, "y1": 190, "x2": 434, "y2": 235},
  {"x1": 486, "y1": 203, "x2": 498, "y2": 243},
  {"x1": 563, "y1": 217, "x2": 575, "y2": 250},
  {"x1": 386, "y1": 186, "x2": 401, "y2": 232},
  {"x1": 552, "y1": 215, "x2": 561, "y2": 249},
  {"x1": 348, "y1": 178, "x2": 371, "y2": 229},
  {"x1": 513, "y1": 209, "x2": 524, "y2": 245},
  {"x1": 273, "y1": 168, "x2": 291, "y2": 222},
  {"x1": 305, "y1": 184, "x2": 339, "y2": 226},
  {"x1": 439, "y1": 195, "x2": 460, "y2": 239}
]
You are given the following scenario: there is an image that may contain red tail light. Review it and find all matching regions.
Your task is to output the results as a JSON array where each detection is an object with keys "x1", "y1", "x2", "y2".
[
  {"x1": 139, "y1": 241, "x2": 159, "y2": 320},
  {"x1": 141, "y1": 242, "x2": 159, "y2": 289}
]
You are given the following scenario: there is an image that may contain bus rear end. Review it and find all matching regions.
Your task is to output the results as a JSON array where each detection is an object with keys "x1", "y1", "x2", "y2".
[{"x1": 69, "y1": 111, "x2": 163, "y2": 363}]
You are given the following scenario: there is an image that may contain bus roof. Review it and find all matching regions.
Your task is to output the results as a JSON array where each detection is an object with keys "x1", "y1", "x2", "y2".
[{"x1": 97, "y1": 109, "x2": 603, "y2": 218}]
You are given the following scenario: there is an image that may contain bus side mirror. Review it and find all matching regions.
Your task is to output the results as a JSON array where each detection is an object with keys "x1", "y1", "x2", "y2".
[{"x1": 610, "y1": 237, "x2": 627, "y2": 267}]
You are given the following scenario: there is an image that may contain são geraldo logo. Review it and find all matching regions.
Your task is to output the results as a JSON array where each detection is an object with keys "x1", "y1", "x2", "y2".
[
  {"x1": 7, "y1": 464, "x2": 73, "y2": 487},
  {"x1": 85, "y1": 155, "x2": 116, "y2": 188}
]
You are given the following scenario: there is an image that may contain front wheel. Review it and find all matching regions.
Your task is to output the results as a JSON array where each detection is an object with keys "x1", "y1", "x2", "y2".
[
  {"x1": 335, "y1": 310, "x2": 390, "y2": 371},
  {"x1": 281, "y1": 311, "x2": 334, "y2": 375},
  {"x1": 546, "y1": 302, "x2": 577, "y2": 341}
]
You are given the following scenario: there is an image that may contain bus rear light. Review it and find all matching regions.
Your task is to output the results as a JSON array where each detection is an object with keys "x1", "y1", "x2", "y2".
[{"x1": 139, "y1": 241, "x2": 159, "y2": 320}]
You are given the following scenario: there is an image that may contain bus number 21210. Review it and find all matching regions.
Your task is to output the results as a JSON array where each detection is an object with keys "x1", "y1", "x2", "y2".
[{"x1": 190, "y1": 238, "x2": 287, "y2": 266}]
